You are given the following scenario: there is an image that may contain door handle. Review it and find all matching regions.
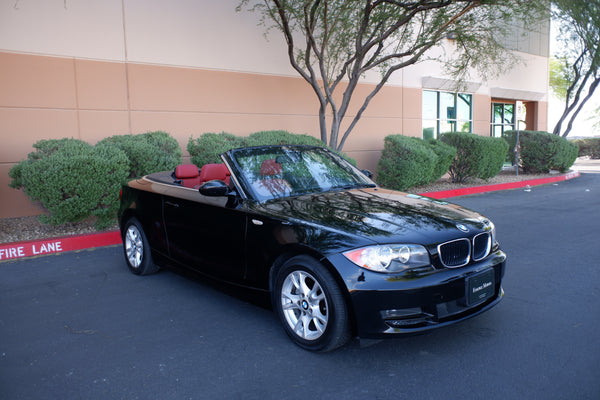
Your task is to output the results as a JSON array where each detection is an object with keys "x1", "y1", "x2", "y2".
[{"x1": 165, "y1": 201, "x2": 179, "y2": 208}]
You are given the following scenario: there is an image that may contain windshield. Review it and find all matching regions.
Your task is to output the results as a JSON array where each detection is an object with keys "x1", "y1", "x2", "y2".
[{"x1": 229, "y1": 146, "x2": 376, "y2": 201}]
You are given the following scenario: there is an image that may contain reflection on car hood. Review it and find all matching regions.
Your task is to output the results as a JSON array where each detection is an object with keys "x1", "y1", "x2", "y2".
[{"x1": 255, "y1": 188, "x2": 489, "y2": 244}]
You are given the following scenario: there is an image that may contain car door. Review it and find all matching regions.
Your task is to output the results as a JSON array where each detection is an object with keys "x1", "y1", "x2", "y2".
[{"x1": 163, "y1": 189, "x2": 247, "y2": 283}]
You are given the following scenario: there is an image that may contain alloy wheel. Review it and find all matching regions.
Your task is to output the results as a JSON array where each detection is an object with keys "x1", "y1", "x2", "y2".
[
  {"x1": 280, "y1": 270, "x2": 329, "y2": 341},
  {"x1": 125, "y1": 225, "x2": 143, "y2": 269}
]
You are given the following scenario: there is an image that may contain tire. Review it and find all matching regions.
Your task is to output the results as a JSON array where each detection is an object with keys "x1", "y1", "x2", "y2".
[
  {"x1": 122, "y1": 217, "x2": 159, "y2": 276},
  {"x1": 273, "y1": 255, "x2": 351, "y2": 352}
]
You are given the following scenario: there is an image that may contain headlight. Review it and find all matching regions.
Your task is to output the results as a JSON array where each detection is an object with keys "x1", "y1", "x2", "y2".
[
  {"x1": 343, "y1": 244, "x2": 430, "y2": 273},
  {"x1": 482, "y1": 219, "x2": 497, "y2": 246}
]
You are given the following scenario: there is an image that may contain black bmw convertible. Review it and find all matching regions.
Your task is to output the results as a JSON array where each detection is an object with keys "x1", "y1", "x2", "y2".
[{"x1": 118, "y1": 145, "x2": 506, "y2": 351}]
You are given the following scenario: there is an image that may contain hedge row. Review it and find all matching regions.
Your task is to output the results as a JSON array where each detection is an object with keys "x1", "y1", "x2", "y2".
[
  {"x1": 98, "y1": 131, "x2": 182, "y2": 179},
  {"x1": 440, "y1": 132, "x2": 509, "y2": 183},
  {"x1": 574, "y1": 137, "x2": 600, "y2": 159},
  {"x1": 187, "y1": 130, "x2": 355, "y2": 166},
  {"x1": 10, "y1": 130, "x2": 347, "y2": 228},
  {"x1": 10, "y1": 128, "x2": 582, "y2": 228},
  {"x1": 503, "y1": 130, "x2": 578, "y2": 173},
  {"x1": 9, "y1": 132, "x2": 182, "y2": 228},
  {"x1": 376, "y1": 132, "x2": 509, "y2": 189},
  {"x1": 376, "y1": 135, "x2": 456, "y2": 190}
]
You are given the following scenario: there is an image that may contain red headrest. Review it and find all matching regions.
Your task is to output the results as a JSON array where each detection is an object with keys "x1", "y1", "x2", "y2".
[
  {"x1": 260, "y1": 159, "x2": 282, "y2": 176},
  {"x1": 199, "y1": 163, "x2": 230, "y2": 183},
  {"x1": 175, "y1": 164, "x2": 199, "y2": 179}
]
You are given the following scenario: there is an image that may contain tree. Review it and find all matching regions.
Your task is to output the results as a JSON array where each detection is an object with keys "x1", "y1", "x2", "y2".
[
  {"x1": 589, "y1": 105, "x2": 600, "y2": 132},
  {"x1": 549, "y1": 56, "x2": 573, "y2": 101},
  {"x1": 238, "y1": 0, "x2": 546, "y2": 150},
  {"x1": 551, "y1": 0, "x2": 600, "y2": 138}
]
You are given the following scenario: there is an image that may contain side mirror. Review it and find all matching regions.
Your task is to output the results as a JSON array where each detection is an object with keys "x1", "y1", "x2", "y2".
[
  {"x1": 199, "y1": 180, "x2": 229, "y2": 197},
  {"x1": 361, "y1": 169, "x2": 373, "y2": 179}
]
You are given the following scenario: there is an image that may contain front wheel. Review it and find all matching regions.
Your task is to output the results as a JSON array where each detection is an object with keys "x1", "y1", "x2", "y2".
[
  {"x1": 122, "y1": 218, "x2": 159, "y2": 275},
  {"x1": 273, "y1": 255, "x2": 351, "y2": 352}
]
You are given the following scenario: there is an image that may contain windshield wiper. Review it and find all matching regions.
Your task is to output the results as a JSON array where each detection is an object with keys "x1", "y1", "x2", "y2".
[
  {"x1": 290, "y1": 183, "x2": 376, "y2": 196},
  {"x1": 290, "y1": 187, "x2": 325, "y2": 196},
  {"x1": 336, "y1": 183, "x2": 377, "y2": 190}
]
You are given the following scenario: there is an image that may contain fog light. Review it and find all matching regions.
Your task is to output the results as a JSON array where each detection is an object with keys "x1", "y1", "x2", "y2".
[{"x1": 386, "y1": 318, "x2": 429, "y2": 328}]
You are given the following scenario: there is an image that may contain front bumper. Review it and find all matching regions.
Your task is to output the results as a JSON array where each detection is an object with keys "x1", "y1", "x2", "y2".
[{"x1": 326, "y1": 250, "x2": 506, "y2": 339}]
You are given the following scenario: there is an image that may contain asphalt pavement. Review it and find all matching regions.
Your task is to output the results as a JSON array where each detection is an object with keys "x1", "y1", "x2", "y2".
[{"x1": 1, "y1": 170, "x2": 599, "y2": 400}]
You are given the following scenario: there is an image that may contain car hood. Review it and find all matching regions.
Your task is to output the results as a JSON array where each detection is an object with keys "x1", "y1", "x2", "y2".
[{"x1": 253, "y1": 188, "x2": 490, "y2": 245}]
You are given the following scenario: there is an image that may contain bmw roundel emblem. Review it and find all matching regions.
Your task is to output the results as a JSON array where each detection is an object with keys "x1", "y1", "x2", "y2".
[{"x1": 456, "y1": 223, "x2": 469, "y2": 232}]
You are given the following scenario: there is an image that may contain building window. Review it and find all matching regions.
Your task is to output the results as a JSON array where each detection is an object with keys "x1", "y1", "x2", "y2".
[
  {"x1": 491, "y1": 102, "x2": 515, "y2": 137},
  {"x1": 423, "y1": 90, "x2": 472, "y2": 139}
]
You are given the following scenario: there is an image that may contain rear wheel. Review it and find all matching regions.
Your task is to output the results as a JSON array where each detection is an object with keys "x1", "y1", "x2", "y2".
[
  {"x1": 122, "y1": 218, "x2": 159, "y2": 275},
  {"x1": 273, "y1": 255, "x2": 351, "y2": 352}
]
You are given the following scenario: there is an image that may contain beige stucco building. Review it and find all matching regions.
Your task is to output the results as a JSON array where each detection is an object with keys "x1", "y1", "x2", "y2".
[{"x1": 0, "y1": 0, "x2": 550, "y2": 219}]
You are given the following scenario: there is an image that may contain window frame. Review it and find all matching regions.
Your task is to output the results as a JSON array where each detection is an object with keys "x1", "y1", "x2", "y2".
[
  {"x1": 422, "y1": 90, "x2": 473, "y2": 140},
  {"x1": 490, "y1": 102, "x2": 516, "y2": 138}
]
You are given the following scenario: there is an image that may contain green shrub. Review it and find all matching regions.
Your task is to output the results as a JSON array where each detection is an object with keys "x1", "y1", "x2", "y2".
[
  {"x1": 574, "y1": 137, "x2": 600, "y2": 159},
  {"x1": 29, "y1": 138, "x2": 90, "y2": 161},
  {"x1": 9, "y1": 139, "x2": 92, "y2": 189},
  {"x1": 440, "y1": 132, "x2": 508, "y2": 183},
  {"x1": 187, "y1": 130, "x2": 357, "y2": 166},
  {"x1": 246, "y1": 130, "x2": 357, "y2": 165},
  {"x1": 246, "y1": 130, "x2": 324, "y2": 147},
  {"x1": 479, "y1": 137, "x2": 510, "y2": 179},
  {"x1": 9, "y1": 139, "x2": 89, "y2": 189},
  {"x1": 7, "y1": 162, "x2": 25, "y2": 189},
  {"x1": 376, "y1": 135, "x2": 438, "y2": 190},
  {"x1": 98, "y1": 131, "x2": 182, "y2": 178},
  {"x1": 9, "y1": 138, "x2": 129, "y2": 229},
  {"x1": 504, "y1": 130, "x2": 578, "y2": 173},
  {"x1": 187, "y1": 132, "x2": 246, "y2": 166},
  {"x1": 426, "y1": 139, "x2": 457, "y2": 181},
  {"x1": 501, "y1": 130, "x2": 518, "y2": 164},
  {"x1": 551, "y1": 139, "x2": 579, "y2": 173}
]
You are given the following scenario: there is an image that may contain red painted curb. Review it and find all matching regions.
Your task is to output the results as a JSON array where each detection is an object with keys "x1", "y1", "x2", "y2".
[
  {"x1": 419, "y1": 170, "x2": 580, "y2": 199},
  {"x1": 0, "y1": 230, "x2": 121, "y2": 262},
  {"x1": 0, "y1": 170, "x2": 581, "y2": 262}
]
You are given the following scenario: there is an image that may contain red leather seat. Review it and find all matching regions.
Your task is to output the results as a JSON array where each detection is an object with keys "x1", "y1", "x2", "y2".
[
  {"x1": 174, "y1": 164, "x2": 202, "y2": 188},
  {"x1": 199, "y1": 163, "x2": 231, "y2": 185},
  {"x1": 260, "y1": 159, "x2": 283, "y2": 176},
  {"x1": 256, "y1": 159, "x2": 291, "y2": 197}
]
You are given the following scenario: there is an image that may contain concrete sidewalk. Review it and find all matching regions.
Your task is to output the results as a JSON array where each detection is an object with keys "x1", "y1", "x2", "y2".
[{"x1": 571, "y1": 157, "x2": 600, "y2": 173}]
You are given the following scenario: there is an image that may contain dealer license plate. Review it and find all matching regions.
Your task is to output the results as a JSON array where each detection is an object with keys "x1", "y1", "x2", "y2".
[{"x1": 467, "y1": 269, "x2": 495, "y2": 305}]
